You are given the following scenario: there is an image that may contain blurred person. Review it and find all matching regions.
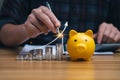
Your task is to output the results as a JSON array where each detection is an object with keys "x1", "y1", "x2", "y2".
[{"x1": 0, "y1": 0, "x2": 120, "y2": 47}]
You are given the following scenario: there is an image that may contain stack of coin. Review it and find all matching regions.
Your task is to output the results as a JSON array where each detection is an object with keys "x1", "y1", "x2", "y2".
[
  {"x1": 27, "y1": 51, "x2": 33, "y2": 61},
  {"x1": 24, "y1": 54, "x2": 29, "y2": 60},
  {"x1": 35, "y1": 49, "x2": 43, "y2": 61},
  {"x1": 16, "y1": 54, "x2": 24, "y2": 60},
  {"x1": 45, "y1": 47, "x2": 52, "y2": 61},
  {"x1": 16, "y1": 44, "x2": 66, "y2": 61},
  {"x1": 56, "y1": 44, "x2": 63, "y2": 60},
  {"x1": 32, "y1": 49, "x2": 36, "y2": 60}
]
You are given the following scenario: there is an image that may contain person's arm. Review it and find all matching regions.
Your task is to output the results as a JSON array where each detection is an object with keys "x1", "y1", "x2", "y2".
[
  {"x1": 0, "y1": 0, "x2": 31, "y2": 47},
  {"x1": 94, "y1": 0, "x2": 120, "y2": 44},
  {"x1": 0, "y1": 24, "x2": 29, "y2": 47},
  {"x1": 0, "y1": 0, "x2": 60, "y2": 47}
]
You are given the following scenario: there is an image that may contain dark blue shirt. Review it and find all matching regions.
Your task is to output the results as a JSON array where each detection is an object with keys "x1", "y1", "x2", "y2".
[{"x1": 0, "y1": 0, "x2": 120, "y2": 45}]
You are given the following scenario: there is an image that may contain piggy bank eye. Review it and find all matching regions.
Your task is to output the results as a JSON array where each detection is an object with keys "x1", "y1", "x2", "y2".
[
  {"x1": 74, "y1": 39, "x2": 77, "y2": 42},
  {"x1": 85, "y1": 39, "x2": 87, "y2": 42}
]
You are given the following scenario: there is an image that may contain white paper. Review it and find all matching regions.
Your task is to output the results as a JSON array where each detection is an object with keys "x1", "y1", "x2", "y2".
[{"x1": 20, "y1": 44, "x2": 56, "y2": 55}]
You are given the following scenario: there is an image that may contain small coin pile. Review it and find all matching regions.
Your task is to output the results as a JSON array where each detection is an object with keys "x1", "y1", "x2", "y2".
[{"x1": 16, "y1": 44, "x2": 68, "y2": 61}]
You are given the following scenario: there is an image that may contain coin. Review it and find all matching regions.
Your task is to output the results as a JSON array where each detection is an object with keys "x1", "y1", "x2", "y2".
[
  {"x1": 36, "y1": 49, "x2": 43, "y2": 60},
  {"x1": 45, "y1": 47, "x2": 52, "y2": 61},
  {"x1": 56, "y1": 44, "x2": 63, "y2": 60}
]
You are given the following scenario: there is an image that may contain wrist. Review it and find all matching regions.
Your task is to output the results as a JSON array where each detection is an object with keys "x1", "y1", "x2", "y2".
[{"x1": 21, "y1": 24, "x2": 31, "y2": 41}]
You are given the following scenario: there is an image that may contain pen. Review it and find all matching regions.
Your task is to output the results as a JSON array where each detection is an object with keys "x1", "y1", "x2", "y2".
[
  {"x1": 46, "y1": 1, "x2": 60, "y2": 34},
  {"x1": 46, "y1": 2, "x2": 52, "y2": 11}
]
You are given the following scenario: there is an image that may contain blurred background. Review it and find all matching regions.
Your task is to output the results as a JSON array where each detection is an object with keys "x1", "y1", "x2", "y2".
[{"x1": 0, "y1": 0, "x2": 4, "y2": 10}]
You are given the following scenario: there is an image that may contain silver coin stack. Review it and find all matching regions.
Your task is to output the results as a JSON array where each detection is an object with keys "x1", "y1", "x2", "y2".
[
  {"x1": 56, "y1": 44, "x2": 63, "y2": 60},
  {"x1": 16, "y1": 54, "x2": 24, "y2": 60},
  {"x1": 27, "y1": 50, "x2": 33, "y2": 60},
  {"x1": 16, "y1": 44, "x2": 65, "y2": 61},
  {"x1": 36, "y1": 49, "x2": 43, "y2": 61},
  {"x1": 45, "y1": 47, "x2": 52, "y2": 61}
]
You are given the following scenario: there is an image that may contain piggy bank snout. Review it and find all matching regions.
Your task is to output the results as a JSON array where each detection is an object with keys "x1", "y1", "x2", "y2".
[{"x1": 76, "y1": 44, "x2": 87, "y2": 52}]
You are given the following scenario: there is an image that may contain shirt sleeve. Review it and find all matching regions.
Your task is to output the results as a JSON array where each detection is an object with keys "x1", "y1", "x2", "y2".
[
  {"x1": 0, "y1": 0, "x2": 31, "y2": 30},
  {"x1": 107, "y1": 0, "x2": 120, "y2": 30}
]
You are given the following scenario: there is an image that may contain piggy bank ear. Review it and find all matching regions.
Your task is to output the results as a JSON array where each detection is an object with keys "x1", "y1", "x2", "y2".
[
  {"x1": 85, "y1": 30, "x2": 93, "y2": 37},
  {"x1": 69, "y1": 30, "x2": 78, "y2": 37}
]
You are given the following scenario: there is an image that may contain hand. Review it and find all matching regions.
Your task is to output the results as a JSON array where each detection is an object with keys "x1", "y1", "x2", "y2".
[
  {"x1": 94, "y1": 22, "x2": 120, "y2": 43},
  {"x1": 24, "y1": 6, "x2": 61, "y2": 38}
]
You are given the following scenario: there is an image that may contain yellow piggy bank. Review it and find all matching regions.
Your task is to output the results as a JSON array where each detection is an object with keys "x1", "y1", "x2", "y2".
[{"x1": 67, "y1": 30, "x2": 95, "y2": 61}]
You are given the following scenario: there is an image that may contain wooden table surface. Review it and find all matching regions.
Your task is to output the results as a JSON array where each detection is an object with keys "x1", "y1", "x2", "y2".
[{"x1": 0, "y1": 48, "x2": 120, "y2": 80}]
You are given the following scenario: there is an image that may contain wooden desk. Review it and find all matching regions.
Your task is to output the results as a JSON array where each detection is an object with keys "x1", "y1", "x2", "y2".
[{"x1": 0, "y1": 48, "x2": 120, "y2": 80}]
